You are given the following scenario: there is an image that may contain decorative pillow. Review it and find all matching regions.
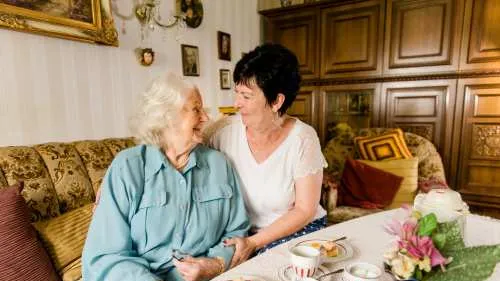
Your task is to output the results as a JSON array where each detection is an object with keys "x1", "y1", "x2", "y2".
[
  {"x1": 0, "y1": 182, "x2": 60, "y2": 281},
  {"x1": 355, "y1": 129, "x2": 413, "y2": 161},
  {"x1": 338, "y1": 158, "x2": 404, "y2": 209},
  {"x1": 359, "y1": 158, "x2": 419, "y2": 209},
  {"x1": 33, "y1": 204, "x2": 93, "y2": 281}
]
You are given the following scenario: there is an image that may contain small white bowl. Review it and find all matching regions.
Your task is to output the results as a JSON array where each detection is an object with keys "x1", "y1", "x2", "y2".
[{"x1": 343, "y1": 262, "x2": 382, "y2": 281}]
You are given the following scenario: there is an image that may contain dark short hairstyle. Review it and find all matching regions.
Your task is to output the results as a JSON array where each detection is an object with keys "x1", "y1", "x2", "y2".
[
  {"x1": 142, "y1": 48, "x2": 154, "y2": 57},
  {"x1": 233, "y1": 43, "x2": 301, "y2": 115}
]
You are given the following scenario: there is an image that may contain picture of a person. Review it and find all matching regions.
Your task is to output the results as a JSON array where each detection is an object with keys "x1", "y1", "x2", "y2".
[
  {"x1": 141, "y1": 48, "x2": 155, "y2": 66},
  {"x1": 182, "y1": 45, "x2": 199, "y2": 76},
  {"x1": 218, "y1": 31, "x2": 231, "y2": 61}
]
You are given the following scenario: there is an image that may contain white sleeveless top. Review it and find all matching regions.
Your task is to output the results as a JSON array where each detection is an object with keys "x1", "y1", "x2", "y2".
[{"x1": 209, "y1": 115, "x2": 327, "y2": 229}]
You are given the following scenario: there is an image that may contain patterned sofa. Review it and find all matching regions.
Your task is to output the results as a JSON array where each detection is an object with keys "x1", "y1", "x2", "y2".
[
  {"x1": 321, "y1": 124, "x2": 447, "y2": 224},
  {"x1": 0, "y1": 137, "x2": 136, "y2": 280}
]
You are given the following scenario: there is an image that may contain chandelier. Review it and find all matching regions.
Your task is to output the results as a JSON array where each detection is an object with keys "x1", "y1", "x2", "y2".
[{"x1": 111, "y1": 0, "x2": 186, "y2": 40}]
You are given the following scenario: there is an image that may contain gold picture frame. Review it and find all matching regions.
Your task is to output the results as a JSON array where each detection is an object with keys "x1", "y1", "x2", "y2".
[{"x1": 0, "y1": 0, "x2": 118, "y2": 46}]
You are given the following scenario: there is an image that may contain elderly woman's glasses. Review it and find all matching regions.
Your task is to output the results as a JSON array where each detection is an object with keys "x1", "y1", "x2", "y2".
[{"x1": 172, "y1": 249, "x2": 190, "y2": 261}]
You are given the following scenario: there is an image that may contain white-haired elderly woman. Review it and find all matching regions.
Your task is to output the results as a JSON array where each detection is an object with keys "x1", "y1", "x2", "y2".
[{"x1": 82, "y1": 73, "x2": 250, "y2": 281}]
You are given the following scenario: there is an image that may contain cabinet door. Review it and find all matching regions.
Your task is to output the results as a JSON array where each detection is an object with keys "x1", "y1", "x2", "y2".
[
  {"x1": 319, "y1": 83, "x2": 381, "y2": 145},
  {"x1": 453, "y1": 78, "x2": 500, "y2": 217},
  {"x1": 287, "y1": 87, "x2": 319, "y2": 131},
  {"x1": 380, "y1": 80, "x2": 456, "y2": 178},
  {"x1": 265, "y1": 10, "x2": 320, "y2": 80},
  {"x1": 459, "y1": 0, "x2": 500, "y2": 71},
  {"x1": 320, "y1": 0, "x2": 384, "y2": 79},
  {"x1": 383, "y1": 0, "x2": 464, "y2": 75}
]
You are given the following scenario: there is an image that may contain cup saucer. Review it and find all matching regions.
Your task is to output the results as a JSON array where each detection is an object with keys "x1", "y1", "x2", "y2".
[
  {"x1": 319, "y1": 272, "x2": 394, "y2": 281},
  {"x1": 277, "y1": 264, "x2": 329, "y2": 281}
]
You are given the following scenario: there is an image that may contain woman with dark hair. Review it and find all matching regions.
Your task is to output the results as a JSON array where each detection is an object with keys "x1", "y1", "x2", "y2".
[{"x1": 207, "y1": 43, "x2": 327, "y2": 267}]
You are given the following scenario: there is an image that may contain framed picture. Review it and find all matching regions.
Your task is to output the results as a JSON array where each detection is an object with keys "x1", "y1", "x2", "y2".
[
  {"x1": 218, "y1": 106, "x2": 238, "y2": 116},
  {"x1": 176, "y1": 0, "x2": 203, "y2": 28},
  {"x1": 0, "y1": 0, "x2": 118, "y2": 46},
  {"x1": 181, "y1": 44, "x2": 200, "y2": 76},
  {"x1": 348, "y1": 94, "x2": 360, "y2": 113},
  {"x1": 220, "y1": 69, "x2": 231, "y2": 89},
  {"x1": 217, "y1": 31, "x2": 231, "y2": 61}
]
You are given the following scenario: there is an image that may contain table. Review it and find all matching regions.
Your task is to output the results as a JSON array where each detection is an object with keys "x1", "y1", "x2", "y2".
[{"x1": 214, "y1": 210, "x2": 500, "y2": 281}]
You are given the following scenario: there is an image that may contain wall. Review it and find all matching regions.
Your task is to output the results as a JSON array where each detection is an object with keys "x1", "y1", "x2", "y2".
[
  {"x1": 0, "y1": 0, "x2": 260, "y2": 146},
  {"x1": 258, "y1": 0, "x2": 309, "y2": 10}
]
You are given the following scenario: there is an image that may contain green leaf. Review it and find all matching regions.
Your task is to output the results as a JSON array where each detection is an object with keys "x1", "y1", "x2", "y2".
[
  {"x1": 415, "y1": 269, "x2": 423, "y2": 280},
  {"x1": 432, "y1": 233, "x2": 446, "y2": 250},
  {"x1": 435, "y1": 221, "x2": 465, "y2": 255},
  {"x1": 418, "y1": 213, "x2": 438, "y2": 236},
  {"x1": 423, "y1": 245, "x2": 500, "y2": 281}
]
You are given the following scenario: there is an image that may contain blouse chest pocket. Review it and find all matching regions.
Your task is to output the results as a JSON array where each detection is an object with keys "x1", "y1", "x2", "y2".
[
  {"x1": 193, "y1": 185, "x2": 233, "y2": 203},
  {"x1": 138, "y1": 188, "x2": 169, "y2": 210}
]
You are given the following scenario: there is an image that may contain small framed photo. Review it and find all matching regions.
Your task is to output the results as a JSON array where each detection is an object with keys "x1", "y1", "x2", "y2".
[
  {"x1": 220, "y1": 69, "x2": 231, "y2": 89},
  {"x1": 181, "y1": 44, "x2": 200, "y2": 76},
  {"x1": 348, "y1": 94, "x2": 360, "y2": 113},
  {"x1": 217, "y1": 31, "x2": 231, "y2": 61}
]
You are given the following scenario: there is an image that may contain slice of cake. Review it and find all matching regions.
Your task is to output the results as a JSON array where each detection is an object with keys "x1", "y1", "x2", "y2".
[{"x1": 320, "y1": 241, "x2": 339, "y2": 257}]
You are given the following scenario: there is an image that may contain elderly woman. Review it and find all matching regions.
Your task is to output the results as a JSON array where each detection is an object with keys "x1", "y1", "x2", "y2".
[
  {"x1": 82, "y1": 73, "x2": 249, "y2": 281},
  {"x1": 208, "y1": 43, "x2": 327, "y2": 266}
]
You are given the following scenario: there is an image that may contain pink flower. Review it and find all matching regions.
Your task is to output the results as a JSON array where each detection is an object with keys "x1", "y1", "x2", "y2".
[{"x1": 406, "y1": 235, "x2": 448, "y2": 267}]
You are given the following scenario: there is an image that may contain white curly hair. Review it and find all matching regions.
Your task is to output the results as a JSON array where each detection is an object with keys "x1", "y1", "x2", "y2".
[{"x1": 130, "y1": 73, "x2": 196, "y2": 146}]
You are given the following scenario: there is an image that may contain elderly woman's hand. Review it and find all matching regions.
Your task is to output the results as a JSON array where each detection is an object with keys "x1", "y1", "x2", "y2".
[
  {"x1": 174, "y1": 256, "x2": 224, "y2": 281},
  {"x1": 224, "y1": 237, "x2": 257, "y2": 268}
]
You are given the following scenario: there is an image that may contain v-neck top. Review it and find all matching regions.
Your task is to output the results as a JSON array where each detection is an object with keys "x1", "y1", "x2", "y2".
[{"x1": 210, "y1": 115, "x2": 327, "y2": 229}]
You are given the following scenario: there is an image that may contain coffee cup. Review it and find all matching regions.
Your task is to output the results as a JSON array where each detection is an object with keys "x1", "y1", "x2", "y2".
[
  {"x1": 289, "y1": 245, "x2": 321, "y2": 278},
  {"x1": 343, "y1": 262, "x2": 382, "y2": 281}
]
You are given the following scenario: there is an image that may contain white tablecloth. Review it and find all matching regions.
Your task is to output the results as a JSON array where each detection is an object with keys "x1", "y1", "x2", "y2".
[{"x1": 213, "y1": 210, "x2": 500, "y2": 281}]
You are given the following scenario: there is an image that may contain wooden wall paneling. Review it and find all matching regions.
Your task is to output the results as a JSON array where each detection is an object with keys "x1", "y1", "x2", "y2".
[
  {"x1": 454, "y1": 77, "x2": 500, "y2": 216},
  {"x1": 320, "y1": 0, "x2": 385, "y2": 79},
  {"x1": 264, "y1": 9, "x2": 320, "y2": 79},
  {"x1": 287, "y1": 86, "x2": 319, "y2": 131},
  {"x1": 380, "y1": 80, "x2": 457, "y2": 180},
  {"x1": 383, "y1": 0, "x2": 464, "y2": 75},
  {"x1": 318, "y1": 83, "x2": 381, "y2": 145},
  {"x1": 459, "y1": 0, "x2": 500, "y2": 71}
]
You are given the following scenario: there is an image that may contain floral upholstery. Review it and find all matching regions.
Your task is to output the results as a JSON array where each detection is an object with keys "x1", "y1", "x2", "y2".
[
  {"x1": 72, "y1": 141, "x2": 116, "y2": 195},
  {"x1": 0, "y1": 169, "x2": 7, "y2": 187},
  {"x1": 322, "y1": 124, "x2": 447, "y2": 224},
  {"x1": 0, "y1": 138, "x2": 135, "y2": 222},
  {"x1": 34, "y1": 143, "x2": 95, "y2": 214}
]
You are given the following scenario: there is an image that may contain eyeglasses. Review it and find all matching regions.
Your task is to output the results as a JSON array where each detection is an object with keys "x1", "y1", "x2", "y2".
[{"x1": 172, "y1": 249, "x2": 190, "y2": 261}]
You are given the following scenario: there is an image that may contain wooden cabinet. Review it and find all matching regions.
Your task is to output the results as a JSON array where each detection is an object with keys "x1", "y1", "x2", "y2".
[
  {"x1": 263, "y1": 10, "x2": 320, "y2": 79},
  {"x1": 287, "y1": 87, "x2": 319, "y2": 131},
  {"x1": 459, "y1": 0, "x2": 500, "y2": 71},
  {"x1": 453, "y1": 78, "x2": 500, "y2": 216},
  {"x1": 318, "y1": 83, "x2": 381, "y2": 144},
  {"x1": 261, "y1": 0, "x2": 500, "y2": 217},
  {"x1": 380, "y1": 80, "x2": 457, "y2": 177},
  {"x1": 320, "y1": 0, "x2": 385, "y2": 78},
  {"x1": 383, "y1": 0, "x2": 464, "y2": 75}
]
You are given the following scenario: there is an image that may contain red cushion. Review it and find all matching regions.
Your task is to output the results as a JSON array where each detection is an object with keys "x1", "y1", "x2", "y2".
[
  {"x1": 0, "y1": 182, "x2": 60, "y2": 281},
  {"x1": 338, "y1": 158, "x2": 404, "y2": 209}
]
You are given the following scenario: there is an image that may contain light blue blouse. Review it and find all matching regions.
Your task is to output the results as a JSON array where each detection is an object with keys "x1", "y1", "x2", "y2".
[{"x1": 82, "y1": 144, "x2": 250, "y2": 281}]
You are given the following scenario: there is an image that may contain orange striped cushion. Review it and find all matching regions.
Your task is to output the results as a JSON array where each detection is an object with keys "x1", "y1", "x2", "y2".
[
  {"x1": 355, "y1": 129, "x2": 412, "y2": 161},
  {"x1": 33, "y1": 204, "x2": 93, "y2": 280}
]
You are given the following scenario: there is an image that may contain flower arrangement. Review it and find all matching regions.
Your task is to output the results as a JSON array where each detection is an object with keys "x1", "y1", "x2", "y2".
[{"x1": 384, "y1": 206, "x2": 500, "y2": 281}]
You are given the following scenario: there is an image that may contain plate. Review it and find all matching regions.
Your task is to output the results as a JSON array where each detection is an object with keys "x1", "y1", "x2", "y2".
[
  {"x1": 222, "y1": 275, "x2": 267, "y2": 281},
  {"x1": 319, "y1": 272, "x2": 394, "y2": 281},
  {"x1": 277, "y1": 264, "x2": 329, "y2": 281},
  {"x1": 293, "y1": 239, "x2": 354, "y2": 263}
]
